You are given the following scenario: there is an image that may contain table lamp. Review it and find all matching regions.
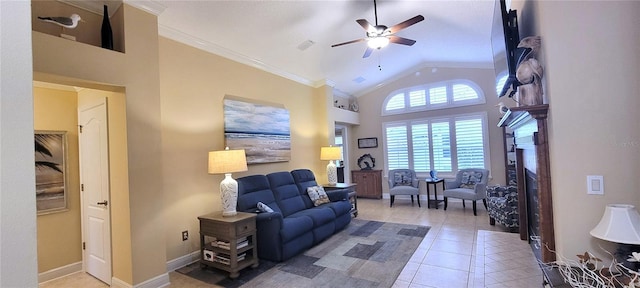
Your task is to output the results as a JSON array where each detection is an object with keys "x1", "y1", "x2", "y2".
[
  {"x1": 208, "y1": 147, "x2": 248, "y2": 217},
  {"x1": 590, "y1": 204, "x2": 640, "y2": 268},
  {"x1": 320, "y1": 146, "x2": 342, "y2": 185}
]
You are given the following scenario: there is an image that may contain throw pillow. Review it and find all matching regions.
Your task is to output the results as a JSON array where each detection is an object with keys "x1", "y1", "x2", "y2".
[
  {"x1": 393, "y1": 171, "x2": 412, "y2": 186},
  {"x1": 257, "y1": 202, "x2": 274, "y2": 213},
  {"x1": 460, "y1": 171, "x2": 483, "y2": 189},
  {"x1": 306, "y1": 186, "x2": 330, "y2": 206}
]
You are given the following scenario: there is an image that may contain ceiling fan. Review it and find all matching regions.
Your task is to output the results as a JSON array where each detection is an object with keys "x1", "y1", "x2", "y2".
[{"x1": 331, "y1": 0, "x2": 425, "y2": 58}]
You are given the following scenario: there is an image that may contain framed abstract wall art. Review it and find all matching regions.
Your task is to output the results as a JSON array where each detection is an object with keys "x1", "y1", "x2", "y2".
[
  {"x1": 223, "y1": 96, "x2": 291, "y2": 164},
  {"x1": 35, "y1": 130, "x2": 68, "y2": 214}
]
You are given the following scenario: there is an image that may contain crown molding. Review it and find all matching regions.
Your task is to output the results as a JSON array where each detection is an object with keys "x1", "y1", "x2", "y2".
[
  {"x1": 57, "y1": 0, "x2": 123, "y2": 17},
  {"x1": 158, "y1": 24, "x2": 315, "y2": 88},
  {"x1": 124, "y1": 0, "x2": 167, "y2": 16}
]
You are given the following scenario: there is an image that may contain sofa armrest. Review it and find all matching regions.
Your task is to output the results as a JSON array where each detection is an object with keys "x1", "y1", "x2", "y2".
[
  {"x1": 486, "y1": 185, "x2": 518, "y2": 199},
  {"x1": 255, "y1": 212, "x2": 284, "y2": 261},
  {"x1": 445, "y1": 179, "x2": 461, "y2": 189},
  {"x1": 325, "y1": 189, "x2": 348, "y2": 202},
  {"x1": 474, "y1": 183, "x2": 487, "y2": 197}
]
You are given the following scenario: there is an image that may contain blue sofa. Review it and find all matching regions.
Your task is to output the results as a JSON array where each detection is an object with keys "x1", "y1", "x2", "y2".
[{"x1": 236, "y1": 169, "x2": 352, "y2": 262}]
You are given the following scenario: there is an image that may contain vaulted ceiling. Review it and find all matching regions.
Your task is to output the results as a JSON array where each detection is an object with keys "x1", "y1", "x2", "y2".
[{"x1": 150, "y1": 1, "x2": 498, "y2": 96}]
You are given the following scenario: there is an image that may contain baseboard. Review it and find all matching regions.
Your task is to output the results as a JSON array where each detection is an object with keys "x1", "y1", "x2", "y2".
[
  {"x1": 38, "y1": 261, "x2": 82, "y2": 283},
  {"x1": 166, "y1": 250, "x2": 201, "y2": 272},
  {"x1": 133, "y1": 272, "x2": 170, "y2": 288},
  {"x1": 112, "y1": 277, "x2": 133, "y2": 288}
]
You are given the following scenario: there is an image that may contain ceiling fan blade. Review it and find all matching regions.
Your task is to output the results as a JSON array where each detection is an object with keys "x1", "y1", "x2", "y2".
[
  {"x1": 389, "y1": 35, "x2": 417, "y2": 46},
  {"x1": 387, "y1": 15, "x2": 425, "y2": 34},
  {"x1": 356, "y1": 19, "x2": 377, "y2": 33},
  {"x1": 362, "y1": 47, "x2": 374, "y2": 58},
  {"x1": 331, "y1": 38, "x2": 366, "y2": 47}
]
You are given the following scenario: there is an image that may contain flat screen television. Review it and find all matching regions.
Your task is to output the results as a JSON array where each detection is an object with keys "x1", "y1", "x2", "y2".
[{"x1": 491, "y1": 0, "x2": 529, "y2": 98}]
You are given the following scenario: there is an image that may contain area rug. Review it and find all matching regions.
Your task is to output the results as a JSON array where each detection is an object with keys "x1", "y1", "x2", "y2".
[{"x1": 177, "y1": 219, "x2": 430, "y2": 288}]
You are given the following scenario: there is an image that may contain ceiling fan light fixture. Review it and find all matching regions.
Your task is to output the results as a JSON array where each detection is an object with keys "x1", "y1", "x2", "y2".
[{"x1": 367, "y1": 36, "x2": 389, "y2": 49}]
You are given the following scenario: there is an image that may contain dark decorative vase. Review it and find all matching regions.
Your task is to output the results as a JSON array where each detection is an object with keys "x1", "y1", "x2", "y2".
[{"x1": 101, "y1": 5, "x2": 113, "y2": 50}]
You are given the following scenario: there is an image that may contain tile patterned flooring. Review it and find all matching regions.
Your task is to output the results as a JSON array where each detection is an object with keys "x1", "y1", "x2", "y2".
[{"x1": 39, "y1": 198, "x2": 543, "y2": 288}]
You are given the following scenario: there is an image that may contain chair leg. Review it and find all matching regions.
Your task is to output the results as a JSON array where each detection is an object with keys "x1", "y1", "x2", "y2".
[
  {"x1": 444, "y1": 197, "x2": 448, "y2": 210},
  {"x1": 472, "y1": 201, "x2": 477, "y2": 216},
  {"x1": 462, "y1": 200, "x2": 466, "y2": 208},
  {"x1": 411, "y1": 195, "x2": 415, "y2": 206},
  {"x1": 390, "y1": 195, "x2": 395, "y2": 207},
  {"x1": 417, "y1": 195, "x2": 421, "y2": 207},
  {"x1": 482, "y1": 198, "x2": 488, "y2": 210},
  {"x1": 490, "y1": 217, "x2": 496, "y2": 225}
]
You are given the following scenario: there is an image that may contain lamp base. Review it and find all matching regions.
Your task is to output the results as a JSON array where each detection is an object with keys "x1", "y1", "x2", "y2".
[
  {"x1": 220, "y1": 173, "x2": 238, "y2": 217},
  {"x1": 327, "y1": 160, "x2": 337, "y2": 185}
]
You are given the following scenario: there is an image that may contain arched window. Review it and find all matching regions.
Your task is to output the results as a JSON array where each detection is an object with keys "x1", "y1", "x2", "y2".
[{"x1": 381, "y1": 80, "x2": 485, "y2": 115}]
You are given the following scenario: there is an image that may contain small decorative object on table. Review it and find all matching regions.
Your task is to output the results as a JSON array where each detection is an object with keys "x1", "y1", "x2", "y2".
[
  {"x1": 429, "y1": 170, "x2": 438, "y2": 180},
  {"x1": 357, "y1": 154, "x2": 375, "y2": 170}
]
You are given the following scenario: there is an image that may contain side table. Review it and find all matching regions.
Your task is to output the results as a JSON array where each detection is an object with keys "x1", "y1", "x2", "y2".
[
  {"x1": 424, "y1": 179, "x2": 445, "y2": 209},
  {"x1": 198, "y1": 212, "x2": 258, "y2": 278},
  {"x1": 321, "y1": 183, "x2": 358, "y2": 217}
]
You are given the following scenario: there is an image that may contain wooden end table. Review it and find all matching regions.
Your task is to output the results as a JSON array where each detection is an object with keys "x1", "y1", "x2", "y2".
[
  {"x1": 424, "y1": 178, "x2": 445, "y2": 209},
  {"x1": 198, "y1": 212, "x2": 258, "y2": 278},
  {"x1": 321, "y1": 183, "x2": 358, "y2": 217}
]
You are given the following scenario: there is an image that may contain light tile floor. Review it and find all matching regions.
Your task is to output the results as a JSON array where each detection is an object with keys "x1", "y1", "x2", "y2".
[{"x1": 39, "y1": 198, "x2": 543, "y2": 288}]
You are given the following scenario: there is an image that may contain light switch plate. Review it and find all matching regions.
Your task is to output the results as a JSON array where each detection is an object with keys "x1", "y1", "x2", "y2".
[{"x1": 587, "y1": 175, "x2": 604, "y2": 195}]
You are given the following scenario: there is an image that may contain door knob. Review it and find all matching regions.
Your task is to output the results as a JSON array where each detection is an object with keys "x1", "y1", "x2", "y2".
[{"x1": 97, "y1": 200, "x2": 108, "y2": 206}]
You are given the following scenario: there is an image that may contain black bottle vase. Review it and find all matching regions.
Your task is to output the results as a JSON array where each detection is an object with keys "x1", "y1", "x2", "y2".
[{"x1": 101, "y1": 5, "x2": 114, "y2": 50}]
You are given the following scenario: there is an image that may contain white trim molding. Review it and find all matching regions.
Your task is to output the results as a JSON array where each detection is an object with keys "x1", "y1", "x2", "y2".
[
  {"x1": 38, "y1": 261, "x2": 82, "y2": 283},
  {"x1": 166, "y1": 250, "x2": 201, "y2": 272}
]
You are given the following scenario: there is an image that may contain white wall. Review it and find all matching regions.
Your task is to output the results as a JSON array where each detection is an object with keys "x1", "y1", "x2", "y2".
[{"x1": 0, "y1": 1, "x2": 38, "y2": 286}]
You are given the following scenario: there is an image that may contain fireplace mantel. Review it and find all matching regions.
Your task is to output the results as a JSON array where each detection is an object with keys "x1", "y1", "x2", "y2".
[{"x1": 498, "y1": 104, "x2": 555, "y2": 262}]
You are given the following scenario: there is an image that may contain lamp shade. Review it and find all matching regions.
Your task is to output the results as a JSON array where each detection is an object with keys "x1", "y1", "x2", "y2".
[
  {"x1": 320, "y1": 146, "x2": 342, "y2": 161},
  {"x1": 590, "y1": 204, "x2": 640, "y2": 245},
  {"x1": 208, "y1": 148, "x2": 248, "y2": 174}
]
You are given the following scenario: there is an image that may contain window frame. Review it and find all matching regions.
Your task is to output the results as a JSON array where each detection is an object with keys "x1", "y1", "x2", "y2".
[
  {"x1": 382, "y1": 112, "x2": 490, "y2": 178},
  {"x1": 382, "y1": 79, "x2": 486, "y2": 116}
]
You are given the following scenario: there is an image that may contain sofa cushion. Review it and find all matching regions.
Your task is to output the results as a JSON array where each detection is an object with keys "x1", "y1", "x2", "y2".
[
  {"x1": 291, "y1": 169, "x2": 320, "y2": 208},
  {"x1": 306, "y1": 186, "x2": 330, "y2": 206},
  {"x1": 268, "y1": 172, "x2": 307, "y2": 217},
  {"x1": 280, "y1": 216, "x2": 314, "y2": 243},
  {"x1": 460, "y1": 171, "x2": 483, "y2": 189},
  {"x1": 237, "y1": 175, "x2": 281, "y2": 214}
]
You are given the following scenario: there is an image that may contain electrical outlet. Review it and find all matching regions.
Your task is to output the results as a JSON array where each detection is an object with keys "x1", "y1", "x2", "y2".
[{"x1": 182, "y1": 230, "x2": 188, "y2": 241}]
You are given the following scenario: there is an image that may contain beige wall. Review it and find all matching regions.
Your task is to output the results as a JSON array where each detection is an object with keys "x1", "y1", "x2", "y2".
[
  {"x1": 159, "y1": 37, "x2": 330, "y2": 261},
  {"x1": 512, "y1": 0, "x2": 640, "y2": 260},
  {"x1": 32, "y1": 3, "x2": 164, "y2": 285},
  {"x1": 34, "y1": 87, "x2": 82, "y2": 273},
  {"x1": 352, "y1": 66, "x2": 507, "y2": 196}
]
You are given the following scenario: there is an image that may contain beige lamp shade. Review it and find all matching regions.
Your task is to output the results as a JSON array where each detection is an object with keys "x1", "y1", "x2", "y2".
[
  {"x1": 208, "y1": 148, "x2": 248, "y2": 174},
  {"x1": 590, "y1": 204, "x2": 640, "y2": 244},
  {"x1": 320, "y1": 146, "x2": 342, "y2": 161}
]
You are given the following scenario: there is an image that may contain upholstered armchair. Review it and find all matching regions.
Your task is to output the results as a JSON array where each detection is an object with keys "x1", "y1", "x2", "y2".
[
  {"x1": 443, "y1": 168, "x2": 489, "y2": 215},
  {"x1": 387, "y1": 169, "x2": 420, "y2": 207},
  {"x1": 486, "y1": 185, "x2": 519, "y2": 231}
]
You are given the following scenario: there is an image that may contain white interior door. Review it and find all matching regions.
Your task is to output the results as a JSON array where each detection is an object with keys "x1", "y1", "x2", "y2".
[{"x1": 79, "y1": 98, "x2": 111, "y2": 285}]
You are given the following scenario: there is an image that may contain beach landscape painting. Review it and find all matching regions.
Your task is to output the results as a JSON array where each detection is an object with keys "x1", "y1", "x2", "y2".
[
  {"x1": 224, "y1": 97, "x2": 291, "y2": 164},
  {"x1": 35, "y1": 131, "x2": 67, "y2": 213}
]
